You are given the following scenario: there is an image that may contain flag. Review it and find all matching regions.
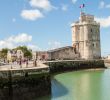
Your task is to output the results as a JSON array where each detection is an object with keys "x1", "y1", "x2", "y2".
[{"x1": 79, "y1": 4, "x2": 85, "y2": 8}]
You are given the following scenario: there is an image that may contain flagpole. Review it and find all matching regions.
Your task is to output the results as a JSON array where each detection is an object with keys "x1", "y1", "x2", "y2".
[
  {"x1": 81, "y1": 8, "x2": 83, "y2": 13},
  {"x1": 79, "y1": 4, "x2": 85, "y2": 13}
]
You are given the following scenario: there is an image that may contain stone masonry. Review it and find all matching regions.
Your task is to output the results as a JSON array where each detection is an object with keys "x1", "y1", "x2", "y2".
[{"x1": 71, "y1": 12, "x2": 101, "y2": 59}]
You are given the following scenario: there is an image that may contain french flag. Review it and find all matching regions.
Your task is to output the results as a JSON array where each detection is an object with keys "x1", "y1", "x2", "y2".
[{"x1": 79, "y1": 4, "x2": 85, "y2": 8}]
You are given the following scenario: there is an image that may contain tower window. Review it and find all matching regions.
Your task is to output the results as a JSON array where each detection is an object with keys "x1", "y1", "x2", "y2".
[
  {"x1": 91, "y1": 29, "x2": 93, "y2": 32},
  {"x1": 93, "y1": 43, "x2": 94, "y2": 47}
]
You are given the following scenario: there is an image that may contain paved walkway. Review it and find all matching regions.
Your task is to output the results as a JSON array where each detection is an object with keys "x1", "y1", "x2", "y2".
[{"x1": 0, "y1": 61, "x2": 49, "y2": 71}]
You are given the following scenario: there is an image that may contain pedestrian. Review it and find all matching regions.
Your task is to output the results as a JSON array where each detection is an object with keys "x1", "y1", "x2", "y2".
[
  {"x1": 19, "y1": 59, "x2": 22, "y2": 68},
  {"x1": 7, "y1": 60, "x2": 9, "y2": 64},
  {"x1": 35, "y1": 60, "x2": 37, "y2": 67},
  {"x1": 26, "y1": 60, "x2": 28, "y2": 68}
]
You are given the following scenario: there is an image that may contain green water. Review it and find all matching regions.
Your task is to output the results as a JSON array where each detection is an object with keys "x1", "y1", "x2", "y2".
[{"x1": 51, "y1": 69, "x2": 110, "y2": 100}]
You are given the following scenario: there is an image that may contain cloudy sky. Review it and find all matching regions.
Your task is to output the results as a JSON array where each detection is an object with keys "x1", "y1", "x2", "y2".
[{"x1": 0, "y1": 0, "x2": 110, "y2": 56}]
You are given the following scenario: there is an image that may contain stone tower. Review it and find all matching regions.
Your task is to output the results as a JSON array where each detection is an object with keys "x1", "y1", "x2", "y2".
[{"x1": 71, "y1": 12, "x2": 101, "y2": 59}]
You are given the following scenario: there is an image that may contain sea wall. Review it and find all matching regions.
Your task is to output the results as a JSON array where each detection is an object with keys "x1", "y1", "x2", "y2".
[
  {"x1": 46, "y1": 60, "x2": 105, "y2": 73},
  {"x1": 0, "y1": 71, "x2": 51, "y2": 100}
]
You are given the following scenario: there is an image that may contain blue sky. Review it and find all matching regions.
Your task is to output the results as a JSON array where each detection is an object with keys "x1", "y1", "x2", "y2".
[{"x1": 0, "y1": 0, "x2": 110, "y2": 56}]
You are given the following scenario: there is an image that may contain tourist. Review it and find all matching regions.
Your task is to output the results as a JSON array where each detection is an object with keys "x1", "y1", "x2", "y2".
[
  {"x1": 26, "y1": 59, "x2": 28, "y2": 68},
  {"x1": 19, "y1": 59, "x2": 22, "y2": 68},
  {"x1": 7, "y1": 60, "x2": 9, "y2": 64},
  {"x1": 35, "y1": 60, "x2": 37, "y2": 67}
]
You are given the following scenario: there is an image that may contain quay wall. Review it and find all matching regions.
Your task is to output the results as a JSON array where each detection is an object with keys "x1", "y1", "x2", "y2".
[
  {"x1": 46, "y1": 60, "x2": 105, "y2": 73},
  {"x1": 0, "y1": 70, "x2": 51, "y2": 100}
]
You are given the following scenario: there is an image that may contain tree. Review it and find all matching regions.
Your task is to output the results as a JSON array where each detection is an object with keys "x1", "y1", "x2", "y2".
[{"x1": 0, "y1": 48, "x2": 9, "y2": 60}]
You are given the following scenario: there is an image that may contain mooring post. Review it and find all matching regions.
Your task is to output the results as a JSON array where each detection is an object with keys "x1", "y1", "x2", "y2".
[{"x1": 11, "y1": 64, "x2": 12, "y2": 69}]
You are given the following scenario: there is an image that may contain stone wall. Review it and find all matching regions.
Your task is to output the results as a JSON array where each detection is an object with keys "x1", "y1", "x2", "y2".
[
  {"x1": 0, "y1": 72, "x2": 51, "y2": 100},
  {"x1": 47, "y1": 46, "x2": 79, "y2": 60},
  {"x1": 46, "y1": 60, "x2": 105, "y2": 73}
]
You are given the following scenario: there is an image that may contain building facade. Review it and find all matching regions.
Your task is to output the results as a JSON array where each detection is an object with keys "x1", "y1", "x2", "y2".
[
  {"x1": 32, "y1": 51, "x2": 48, "y2": 60},
  {"x1": 7, "y1": 50, "x2": 24, "y2": 61},
  {"x1": 71, "y1": 12, "x2": 101, "y2": 59}
]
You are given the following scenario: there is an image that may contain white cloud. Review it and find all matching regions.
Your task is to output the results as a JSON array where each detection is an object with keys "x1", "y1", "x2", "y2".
[
  {"x1": 95, "y1": 16, "x2": 110, "y2": 28},
  {"x1": 21, "y1": 0, "x2": 57, "y2": 21},
  {"x1": 0, "y1": 41, "x2": 14, "y2": 49},
  {"x1": 99, "y1": 1, "x2": 110, "y2": 9},
  {"x1": 72, "y1": 0, "x2": 77, "y2": 4},
  {"x1": 21, "y1": 9, "x2": 44, "y2": 21},
  {"x1": 48, "y1": 41, "x2": 62, "y2": 49},
  {"x1": 106, "y1": 4, "x2": 110, "y2": 8},
  {"x1": 12, "y1": 18, "x2": 16, "y2": 22},
  {"x1": 7, "y1": 33, "x2": 32, "y2": 43},
  {"x1": 99, "y1": 1, "x2": 105, "y2": 8},
  {"x1": 0, "y1": 33, "x2": 33, "y2": 49},
  {"x1": 29, "y1": 0, "x2": 54, "y2": 11},
  {"x1": 61, "y1": 4, "x2": 68, "y2": 11},
  {"x1": 27, "y1": 44, "x2": 41, "y2": 51}
]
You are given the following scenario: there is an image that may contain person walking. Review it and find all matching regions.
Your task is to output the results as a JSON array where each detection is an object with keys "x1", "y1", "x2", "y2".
[
  {"x1": 19, "y1": 59, "x2": 22, "y2": 68},
  {"x1": 26, "y1": 59, "x2": 28, "y2": 68},
  {"x1": 35, "y1": 59, "x2": 37, "y2": 67}
]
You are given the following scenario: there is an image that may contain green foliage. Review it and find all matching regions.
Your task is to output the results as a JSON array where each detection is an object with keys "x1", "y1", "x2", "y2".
[{"x1": 0, "y1": 48, "x2": 8, "y2": 59}]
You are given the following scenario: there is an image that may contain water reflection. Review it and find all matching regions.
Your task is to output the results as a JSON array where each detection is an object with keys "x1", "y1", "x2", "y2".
[
  {"x1": 101, "y1": 69, "x2": 110, "y2": 100},
  {"x1": 51, "y1": 79, "x2": 68, "y2": 99},
  {"x1": 51, "y1": 69, "x2": 110, "y2": 100},
  {"x1": 1, "y1": 69, "x2": 110, "y2": 100}
]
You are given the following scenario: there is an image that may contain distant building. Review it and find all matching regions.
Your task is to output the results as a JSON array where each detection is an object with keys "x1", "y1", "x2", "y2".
[
  {"x1": 71, "y1": 12, "x2": 101, "y2": 59},
  {"x1": 32, "y1": 52, "x2": 37, "y2": 60},
  {"x1": 16, "y1": 50, "x2": 24, "y2": 59},
  {"x1": 32, "y1": 51, "x2": 48, "y2": 60},
  {"x1": 7, "y1": 50, "x2": 24, "y2": 61},
  {"x1": 107, "y1": 55, "x2": 110, "y2": 60}
]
